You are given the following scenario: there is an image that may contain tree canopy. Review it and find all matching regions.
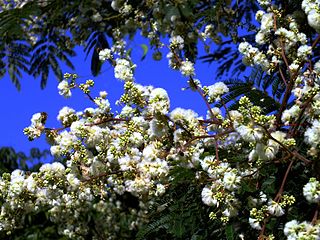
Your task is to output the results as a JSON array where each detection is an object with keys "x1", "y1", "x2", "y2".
[
  {"x1": 1, "y1": 0, "x2": 258, "y2": 89},
  {"x1": 1, "y1": 0, "x2": 320, "y2": 239}
]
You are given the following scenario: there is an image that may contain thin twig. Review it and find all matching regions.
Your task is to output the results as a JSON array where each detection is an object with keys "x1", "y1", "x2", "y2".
[
  {"x1": 274, "y1": 160, "x2": 294, "y2": 202},
  {"x1": 312, "y1": 203, "x2": 319, "y2": 224},
  {"x1": 279, "y1": 66, "x2": 288, "y2": 87}
]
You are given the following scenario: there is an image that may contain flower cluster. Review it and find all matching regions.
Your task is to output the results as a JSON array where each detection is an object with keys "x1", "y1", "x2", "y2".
[
  {"x1": 6, "y1": 0, "x2": 320, "y2": 239},
  {"x1": 205, "y1": 82, "x2": 229, "y2": 103},
  {"x1": 23, "y1": 112, "x2": 47, "y2": 140},
  {"x1": 284, "y1": 220, "x2": 320, "y2": 240},
  {"x1": 303, "y1": 178, "x2": 320, "y2": 203},
  {"x1": 114, "y1": 58, "x2": 136, "y2": 81}
]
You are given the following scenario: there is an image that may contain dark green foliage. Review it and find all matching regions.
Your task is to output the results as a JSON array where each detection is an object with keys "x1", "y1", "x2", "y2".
[
  {"x1": 0, "y1": 41, "x2": 31, "y2": 90},
  {"x1": 29, "y1": 35, "x2": 76, "y2": 88},
  {"x1": 136, "y1": 167, "x2": 224, "y2": 240},
  {"x1": 0, "y1": 0, "x2": 265, "y2": 89},
  {"x1": 86, "y1": 32, "x2": 110, "y2": 76},
  {"x1": 0, "y1": 147, "x2": 52, "y2": 173},
  {"x1": 216, "y1": 67, "x2": 283, "y2": 114},
  {"x1": 1, "y1": 211, "x2": 68, "y2": 240},
  {"x1": 0, "y1": 147, "x2": 64, "y2": 240}
]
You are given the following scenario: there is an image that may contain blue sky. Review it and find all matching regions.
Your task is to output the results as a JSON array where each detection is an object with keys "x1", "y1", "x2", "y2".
[{"x1": 0, "y1": 37, "x2": 219, "y2": 154}]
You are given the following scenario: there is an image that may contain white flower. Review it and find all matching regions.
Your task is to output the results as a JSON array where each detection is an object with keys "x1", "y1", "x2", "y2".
[
  {"x1": 255, "y1": 31, "x2": 267, "y2": 45},
  {"x1": 223, "y1": 171, "x2": 241, "y2": 190},
  {"x1": 149, "y1": 88, "x2": 170, "y2": 114},
  {"x1": 114, "y1": 58, "x2": 135, "y2": 81},
  {"x1": 257, "y1": 0, "x2": 271, "y2": 7},
  {"x1": 24, "y1": 174, "x2": 36, "y2": 193},
  {"x1": 249, "y1": 217, "x2": 262, "y2": 230},
  {"x1": 305, "y1": 120, "x2": 320, "y2": 146},
  {"x1": 155, "y1": 184, "x2": 166, "y2": 196},
  {"x1": 30, "y1": 112, "x2": 41, "y2": 125},
  {"x1": 50, "y1": 145, "x2": 61, "y2": 156},
  {"x1": 57, "y1": 106, "x2": 77, "y2": 126},
  {"x1": 51, "y1": 162, "x2": 65, "y2": 173},
  {"x1": 281, "y1": 105, "x2": 300, "y2": 125},
  {"x1": 289, "y1": 62, "x2": 300, "y2": 72},
  {"x1": 91, "y1": 12, "x2": 102, "y2": 22},
  {"x1": 255, "y1": 10, "x2": 265, "y2": 21},
  {"x1": 169, "y1": 35, "x2": 184, "y2": 49},
  {"x1": 180, "y1": 60, "x2": 195, "y2": 76},
  {"x1": 111, "y1": 0, "x2": 120, "y2": 11},
  {"x1": 303, "y1": 178, "x2": 320, "y2": 203},
  {"x1": 238, "y1": 42, "x2": 251, "y2": 54},
  {"x1": 284, "y1": 220, "x2": 299, "y2": 237},
  {"x1": 207, "y1": 82, "x2": 229, "y2": 102},
  {"x1": 143, "y1": 144, "x2": 158, "y2": 160},
  {"x1": 260, "y1": 13, "x2": 274, "y2": 32},
  {"x1": 201, "y1": 186, "x2": 218, "y2": 206},
  {"x1": 267, "y1": 131, "x2": 286, "y2": 153},
  {"x1": 58, "y1": 80, "x2": 71, "y2": 98},
  {"x1": 39, "y1": 163, "x2": 52, "y2": 172},
  {"x1": 267, "y1": 200, "x2": 285, "y2": 216},
  {"x1": 99, "y1": 91, "x2": 107, "y2": 99},
  {"x1": 314, "y1": 60, "x2": 320, "y2": 73},
  {"x1": 99, "y1": 48, "x2": 112, "y2": 61},
  {"x1": 308, "y1": 10, "x2": 320, "y2": 32},
  {"x1": 253, "y1": 52, "x2": 270, "y2": 71},
  {"x1": 170, "y1": 107, "x2": 198, "y2": 123},
  {"x1": 236, "y1": 125, "x2": 263, "y2": 142},
  {"x1": 297, "y1": 45, "x2": 312, "y2": 59}
]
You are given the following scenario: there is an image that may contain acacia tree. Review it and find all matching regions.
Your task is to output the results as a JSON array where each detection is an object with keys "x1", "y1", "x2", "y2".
[
  {"x1": 0, "y1": 0, "x2": 258, "y2": 89},
  {"x1": 1, "y1": 0, "x2": 320, "y2": 239}
]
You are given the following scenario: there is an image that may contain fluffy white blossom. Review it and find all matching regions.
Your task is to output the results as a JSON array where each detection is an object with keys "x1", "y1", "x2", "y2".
[
  {"x1": 57, "y1": 106, "x2": 77, "y2": 126},
  {"x1": 201, "y1": 186, "x2": 218, "y2": 206},
  {"x1": 58, "y1": 80, "x2": 71, "y2": 98},
  {"x1": 148, "y1": 88, "x2": 170, "y2": 115},
  {"x1": 180, "y1": 60, "x2": 195, "y2": 76},
  {"x1": 284, "y1": 220, "x2": 320, "y2": 240},
  {"x1": 169, "y1": 35, "x2": 184, "y2": 49},
  {"x1": 114, "y1": 58, "x2": 135, "y2": 81},
  {"x1": 99, "y1": 48, "x2": 112, "y2": 61},
  {"x1": 281, "y1": 105, "x2": 300, "y2": 125},
  {"x1": 223, "y1": 171, "x2": 241, "y2": 190},
  {"x1": 207, "y1": 82, "x2": 229, "y2": 102},
  {"x1": 267, "y1": 200, "x2": 285, "y2": 216},
  {"x1": 305, "y1": 120, "x2": 320, "y2": 146},
  {"x1": 297, "y1": 45, "x2": 312, "y2": 59},
  {"x1": 303, "y1": 178, "x2": 320, "y2": 203},
  {"x1": 236, "y1": 125, "x2": 263, "y2": 142},
  {"x1": 249, "y1": 217, "x2": 262, "y2": 230},
  {"x1": 260, "y1": 13, "x2": 274, "y2": 32}
]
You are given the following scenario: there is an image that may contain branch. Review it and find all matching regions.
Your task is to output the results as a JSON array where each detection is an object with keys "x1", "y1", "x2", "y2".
[
  {"x1": 274, "y1": 160, "x2": 294, "y2": 202},
  {"x1": 276, "y1": 34, "x2": 320, "y2": 125}
]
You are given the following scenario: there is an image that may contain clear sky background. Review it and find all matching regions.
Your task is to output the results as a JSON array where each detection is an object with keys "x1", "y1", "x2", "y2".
[{"x1": 0, "y1": 36, "x2": 219, "y2": 154}]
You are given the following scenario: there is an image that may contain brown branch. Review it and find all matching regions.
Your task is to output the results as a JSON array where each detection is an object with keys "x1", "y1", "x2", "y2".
[
  {"x1": 260, "y1": 124, "x2": 311, "y2": 164},
  {"x1": 258, "y1": 218, "x2": 268, "y2": 240},
  {"x1": 279, "y1": 66, "x2": 288, "y2": 87},
  {"x1": 45, "y1": 117, "x2": 130, "y2": 132},
  {"x1": 312, "y1": 203, "x2": 319, "y2": 224},
  {"x1": 183, "y1": 128, "x2": 235, "y2": 149},
  {"x1": 81, "y1": 170, "x2": 122, "y2": 183},
  {"x1": 189, "y1": 77, "x2": 222, "y2": 125},
  {"x1": 276, "y1": 34, "x2": 320, "y2": 126},
  {"x1": 274, "y1": 160, "x2": 294, "y2": 202},
  {"x1": 214, "y1": 139, "x2": 220, "y2": 162},
  {"x1": 259, "y1": 159, "x2": 294, "y2": 238},
  {"x1": 289, "y1": 93, "x2": 317, "y2": 137}
]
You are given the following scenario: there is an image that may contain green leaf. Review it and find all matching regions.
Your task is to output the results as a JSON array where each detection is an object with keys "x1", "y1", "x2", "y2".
[
  {"x1": 140, "y1": 44, "x2": 148, "y2": 61},
  {"x1": 225, "y1": 224, "x2": 235, "y2": 240},
  {"x1": 261, "y1": 176, "x2": 276, "y2": 194}
]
